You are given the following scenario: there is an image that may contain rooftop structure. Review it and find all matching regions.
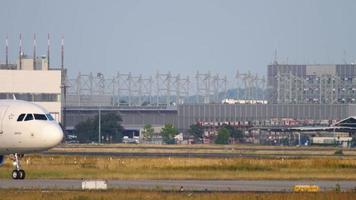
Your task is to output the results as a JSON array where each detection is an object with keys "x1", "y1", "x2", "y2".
[
  {"x1": 267, "y1": 63, "x2": 356, "y2": 104},
  {"x1": 0, "y1": 34, "x2": 64, "y2": 122}
]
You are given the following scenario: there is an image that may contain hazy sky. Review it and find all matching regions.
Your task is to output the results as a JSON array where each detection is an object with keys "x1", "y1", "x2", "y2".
[{"x1": 0, "y1": 0, "x2": 356, "y2": 77}]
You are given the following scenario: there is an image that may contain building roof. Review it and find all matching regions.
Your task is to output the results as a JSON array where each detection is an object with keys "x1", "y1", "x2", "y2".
[{"x1": 334, "y1": 116, "x2": 356, "y2": 128}]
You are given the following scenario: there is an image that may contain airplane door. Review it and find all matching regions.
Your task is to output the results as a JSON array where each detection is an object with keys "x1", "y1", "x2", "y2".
[{"x1": 0, "y1": 106, "x2": 9, "y2": 134}]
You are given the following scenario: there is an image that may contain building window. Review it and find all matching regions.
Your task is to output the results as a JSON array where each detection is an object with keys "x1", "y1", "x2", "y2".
[{"x1": 0, "y1": 93, "x2": 60, "y2": 102}]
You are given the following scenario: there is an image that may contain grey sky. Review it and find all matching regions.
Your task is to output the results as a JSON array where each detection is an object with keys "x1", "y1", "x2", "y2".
[{"x1": 0, "y1": 0, "x2": 355, "y2": 78}]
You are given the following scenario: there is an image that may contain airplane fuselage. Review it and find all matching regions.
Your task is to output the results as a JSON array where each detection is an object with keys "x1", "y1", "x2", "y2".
[{"x1": 0, "y1": 100, "x2": 63, "y2": 155}]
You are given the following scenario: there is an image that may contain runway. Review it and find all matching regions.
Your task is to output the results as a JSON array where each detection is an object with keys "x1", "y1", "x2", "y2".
[
  {"x1": 45, "y1": 145, "x2": 356, "y2": 158},
  {"x1": 43, "y1": 151, "x2": 278, "y2": 158},
  {"x1": 0, "y1": 179, "x2": 356, "y2": 192},
  {"x1": 56, "y1": 145, "x2": 345, "y2": 151},
  {"x1": 43, "y1": 151, "x2": 356, "y2": 159}
]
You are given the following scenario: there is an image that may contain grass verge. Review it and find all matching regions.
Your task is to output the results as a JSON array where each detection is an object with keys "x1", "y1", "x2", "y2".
[{"x1": 1, "y1": 155, "x2": 356, "y2": 180}]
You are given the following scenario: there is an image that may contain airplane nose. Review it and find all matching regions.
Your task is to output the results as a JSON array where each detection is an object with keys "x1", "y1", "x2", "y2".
[{"x1": 42, "y1": 124, "x2": 64, "y2": 147}]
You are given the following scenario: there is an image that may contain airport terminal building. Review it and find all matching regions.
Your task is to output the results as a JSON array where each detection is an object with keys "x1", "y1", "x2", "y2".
[
  {"x1": 64, "y1": 103, "x2": 356, "y2": 132},
  {"x1": 2, "y1": 55, "x2": 356, "y2": 139},
  {"x1": 0, "y1": 56, "x2": 62, "y2": 121},
  {"x1": 63, "y1": 63, "x2": 356, "y2": 134}
]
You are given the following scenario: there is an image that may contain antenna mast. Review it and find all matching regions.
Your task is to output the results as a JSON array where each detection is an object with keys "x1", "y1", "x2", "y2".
[
  {"x1": 33, "y1": 33, "x2": 36, "y2": 69},
  {"x1": 19, "y1": 33, "x2": 22, "y2": 70},
  {"x1": 5, "y1": 35, "x2": 8, "y2": 67},
  {"x1": 61, "y1": 36, "x2": 64, "y2": 69},
  {"x1": 47, "y1": 33, "x2": 50, "y2": 69}
]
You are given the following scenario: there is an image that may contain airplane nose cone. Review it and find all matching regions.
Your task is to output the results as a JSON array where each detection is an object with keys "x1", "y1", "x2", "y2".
[{"x1": 42, "y1": 124, "x2": 64, "y2": 147}]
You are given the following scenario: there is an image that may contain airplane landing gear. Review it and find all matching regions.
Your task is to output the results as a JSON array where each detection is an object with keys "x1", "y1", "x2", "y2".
[
  {"x1": 12, "y1": 169, "x2": 25, "y2": 179},
  {"x1": 10, "y1": 153, "x2": 25, "y2": 180}
]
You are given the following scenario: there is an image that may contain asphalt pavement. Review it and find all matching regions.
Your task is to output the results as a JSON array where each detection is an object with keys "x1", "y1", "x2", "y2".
[{"x1": 0, "y1": 179, "x2": 355, "y2": 192}]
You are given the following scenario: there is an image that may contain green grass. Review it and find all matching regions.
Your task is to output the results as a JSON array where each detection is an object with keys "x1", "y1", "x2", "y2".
[
  {"x1": 0, "y1": 190, "x2": 356, "y2": 200},
  {"x1": 1, "y1": 155, "x2": 356, "y2": 180}
]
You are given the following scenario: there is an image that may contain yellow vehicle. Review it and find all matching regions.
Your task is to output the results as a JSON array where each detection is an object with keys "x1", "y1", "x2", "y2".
[{"x1": 293, "y1": 185, "x2": 320, "y2": 192}]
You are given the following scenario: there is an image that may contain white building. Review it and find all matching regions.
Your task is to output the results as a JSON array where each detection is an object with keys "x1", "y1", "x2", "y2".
[{"x1": 0, "y1": 56, "x2": 62, "y2": 122}]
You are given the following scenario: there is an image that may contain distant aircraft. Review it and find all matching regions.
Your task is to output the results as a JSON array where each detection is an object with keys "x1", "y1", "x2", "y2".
[
  {"x1": 259, "y1": 117, "x2": 356, "y2": 133},
  {"x1": 0, "y1": 100, "x2": 63, "y2": 179}
]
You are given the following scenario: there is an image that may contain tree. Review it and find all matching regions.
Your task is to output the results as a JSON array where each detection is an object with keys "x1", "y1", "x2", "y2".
[
  {"x1": 75, "y1": 112, "x2": 124, "y2": 143},
  {"x1": 188, "y1": 124, "x2": 204, "y2": 143},
  {"x1": 75, "y1": 118, "x2": 96, "y2": 143},
  {"x1": 223, "y1": 124, "x2": 244, "y2": 142},
  {"x1": 215, "y1": 127, "x2": 230, "y2": 144},
  {"x1": 94, "y1": 112, "x2": 124, "y2": 143},
  {"x1": 142, "y1": 124, "x2": 154, "y2": 141},
  {"x1": 161, "y1": 124, "x2": 179, "y2": 144}
]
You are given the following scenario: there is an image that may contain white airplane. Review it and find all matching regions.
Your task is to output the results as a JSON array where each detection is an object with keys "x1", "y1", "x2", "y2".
[
  {"x1": 259, "y1": 116, "x2": 356, "y2": 133},
  {"x1": 0, "y1": 99, "x2": 63, "y2": 179}
]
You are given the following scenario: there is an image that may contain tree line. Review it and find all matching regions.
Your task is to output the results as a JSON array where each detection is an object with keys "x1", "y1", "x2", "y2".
[
  {"x1": 74, "y1": 112, "x2": 243, "y2": 144},
  {"x1": 187, "y1": 123, "x2": 244, "y2": 144}
]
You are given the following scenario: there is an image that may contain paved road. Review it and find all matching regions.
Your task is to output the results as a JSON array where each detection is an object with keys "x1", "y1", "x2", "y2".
[{"x1": 0, "y1": 179, "x2": 355, "y2": 192}]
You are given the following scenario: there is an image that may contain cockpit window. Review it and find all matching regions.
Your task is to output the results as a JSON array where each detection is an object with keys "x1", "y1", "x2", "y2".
[
  {"x1": 24, "y1": 114, "x2": 34, "y2": 121},
  {"x1": 17, "y1": 114, "x2": 26, "y2": 121},
  {"x1": 34, "y1": 114, "x2": 47, "y2": 120},
  {"x1": 46, "y1": 113, "x2": 54, "y2": 121}
]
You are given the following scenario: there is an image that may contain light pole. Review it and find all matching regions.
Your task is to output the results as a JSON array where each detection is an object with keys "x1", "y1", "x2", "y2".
[{"x1": 98, "y1": 107, "x2": 101, "y2": 144}]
